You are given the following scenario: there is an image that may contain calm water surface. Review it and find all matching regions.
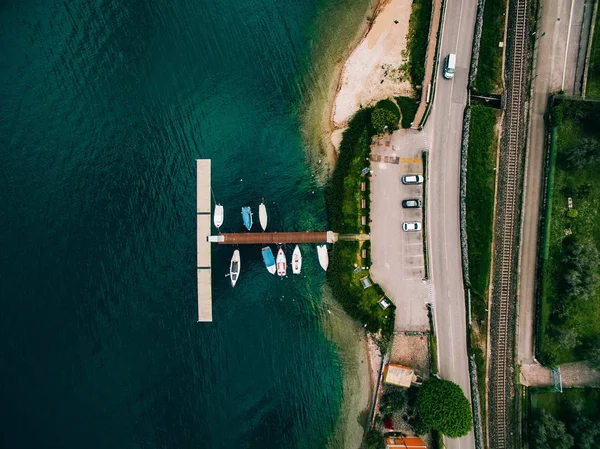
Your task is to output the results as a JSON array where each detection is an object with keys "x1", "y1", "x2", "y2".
[{"x1": 0, "y1": 0, "x2": 372, "y2": 447}]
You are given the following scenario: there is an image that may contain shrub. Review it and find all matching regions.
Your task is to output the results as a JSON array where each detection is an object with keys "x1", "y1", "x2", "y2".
[
  {"x1": 395, "y1": 96, "x2": 419, "y2": 128},
  {"x1": 567, "y1": 209, "x2": 578, "y2": 218},
  {"x1": 416, "y1": 378, "x2": 473, "y2": 438},
  {"x1": 371, "y1": 107, "x2": 399, "y2": 134},
  {"x1": 364, "y1": 429, "x2": 385, "y2": 449}
]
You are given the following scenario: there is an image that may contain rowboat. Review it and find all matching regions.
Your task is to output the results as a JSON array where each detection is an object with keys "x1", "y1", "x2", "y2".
[
  {"x1": 261, "y1": 246, "x2": 276, "y2": 275},
  {"x1": 213, "y1": 204, "x2": 224, "y2": 229},
  {"x1": 317, "y1": 245, "x2": 329, "y2": 271},
  {"x1": 230, "y1": 250, "x2": 240, "y2": 287},
  {"x1": 241, "y1": 206, "x2": 253, "y2": 231},
  {"x1": 276, "y1": 247, "x2": 287, "y2": 277},
  {"x1": 259, "y1": 201, "x2": 268, "y2": 231},
  {"x1": 292, "y1": 245, "x2": 302, "y2": 274}
]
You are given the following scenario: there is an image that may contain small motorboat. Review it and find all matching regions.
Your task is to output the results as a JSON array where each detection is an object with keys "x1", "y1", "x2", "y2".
[
  {"x1": 230, "y1": 250, "x2": 240, "y2": 287},
  {"x1": 241, "y1": 206, "x2": 253, "y2": 231},
  {"x1": 259, "y1": 201, "x2": 268, "y2": 231},
  {"x1": 262, "y1": 246, "x2": 276, "y2": 275},
  {"x1": 276, "y1": 247, "x2": 287, "y2": 277},
  {"x1": 292, "y1": 245, "x2": 302, "y2": 274},
  {"x1": 317, "y1": 245, "x2": 329, "y2": 271},
  {"x1": 213, "y1": 204, "x2": 224, "y2": 229}
]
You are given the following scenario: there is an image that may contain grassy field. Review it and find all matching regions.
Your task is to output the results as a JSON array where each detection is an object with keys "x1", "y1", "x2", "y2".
[
  {"x1": 586, "y1": 6, "x2": 600, "y2": 98},
  {"x1": 406, "y1": 0, "x2": 433, "y2": 91},
  {"x1": 395, "y1": 96, "x2": 419, "y2": 128},
  {"x1": 466, "y1": 105, "x2": 498, "y2": 323},
  {"x1": 529, "y1": 388, "x2": 600, "y2": 447},
  {"x1": 539, "y1": 100, "x2": 600, "y2": 365},
  {"x1": 474, "y1": 0, "x2": 507, "y2": 93},
  {"x1": 326, "y1": 107, "x2": 395, "y2": 345}
]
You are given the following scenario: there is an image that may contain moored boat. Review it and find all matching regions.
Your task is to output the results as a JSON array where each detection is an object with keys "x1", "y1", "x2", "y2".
[
  {"x1": 292, "y1": 245, "x2": 302, "y2": 274},
  {"x1": 261, "y1": 246, "x2": 276, "y2": 275},
  {"x1": 276, "y1": 247, "x2": 287, "y2": 277},
  {"x1": 317, "y1": 245, "x2": 329, "y2": 271},
  {"x1": 241, "y1": 206, "x2": 253, "y2": 231},
  {"x1": 213, "y1": 204, "x2": 224, "y2": 229},
  {"x1": 230, "y1": 250, "x2": 240, "y2": 287},
  {"x1": 259, "y1": 201, "x2": 268, "y2": 231}
]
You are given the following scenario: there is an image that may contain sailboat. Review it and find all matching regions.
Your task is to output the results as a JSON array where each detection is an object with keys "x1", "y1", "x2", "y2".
[
  {"x1": 261, "y1": 246, "x2": 276, "y2": 275},
  {"x1": 241, "y1": 206, "x2": 253, "y2": 231},
  {"x1": 259, "y1": 201, "x2": 268, "y2": 231},
  {"x1": 213, "y1": 204, "x2": 224, "y2": 229},
  {"x1": 317, "y1": 245, "x2": 329, "y2": 271},
  {"x1": 292, "y1": 245, "x2": 302, "y2": 274},
  {"x1": 276, "y1": 247, "x2": 287, "y2": 277},
  {"x1": 230, "y1": 250, "x2": 241, "y2": 287}
]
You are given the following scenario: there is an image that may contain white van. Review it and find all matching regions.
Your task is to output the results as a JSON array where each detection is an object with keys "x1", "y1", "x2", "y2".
[{"x1": 444, "y1": 53, "x2": 456, "y2": 79}]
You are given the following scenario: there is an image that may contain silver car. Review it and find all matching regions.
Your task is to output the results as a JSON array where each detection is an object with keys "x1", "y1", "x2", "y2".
[
  {"x1": 402, "y1": 221, "x2": 422, "y2": 232},
  {"x1": 401, "y1": 174, "x2": 424, "y2": 185}
]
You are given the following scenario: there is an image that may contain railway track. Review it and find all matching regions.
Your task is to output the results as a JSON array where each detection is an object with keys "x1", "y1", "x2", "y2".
[{"x1": 488, "y1": 0, "x2": 530, "y2": 447}]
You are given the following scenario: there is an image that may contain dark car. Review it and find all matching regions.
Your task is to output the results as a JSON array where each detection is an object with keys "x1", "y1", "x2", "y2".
[{"x1": 402, "y1": 199, "x2": 422, "y2": 208}]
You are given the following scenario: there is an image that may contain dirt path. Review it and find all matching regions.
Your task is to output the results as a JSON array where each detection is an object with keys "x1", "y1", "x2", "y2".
[{"x1": 520, "y1": 362, "x2": 600, "y2": 387}]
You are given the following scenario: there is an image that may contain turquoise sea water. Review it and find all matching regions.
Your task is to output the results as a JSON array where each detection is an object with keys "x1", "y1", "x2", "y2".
[{"x1": 0, "y1": 0, "x2": 373, "y2": 447}]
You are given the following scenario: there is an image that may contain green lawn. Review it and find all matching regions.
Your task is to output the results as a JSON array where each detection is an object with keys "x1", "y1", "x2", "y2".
[
  {"x1": 406, "y1": 0, "x2": 433, "y2": 90},
  {"x1": 539, "y1": 100, "x2": 600, "y2": 365},
  {"x1": 466, "y1": 105, "x2": 498, "y2": 323},
  {"x1": 586, "y1": 7, "x2": 600, "y2": 98},
  {"x1": 474, "y1": 0, "x2": 507, "y2": 93}
]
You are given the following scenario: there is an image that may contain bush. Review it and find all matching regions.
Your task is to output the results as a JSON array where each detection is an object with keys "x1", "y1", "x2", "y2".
[
  {"x1": 417, "y1": 378, "x2": 473, "y2": 438},
  {"x1": 371, "y1": 107, "x2": 399, "y2": 134},
  {"x1": 474, "y1": 0, "x2": 507, "y2": 93},
  {"x1": 364, "y1": 429, "x2": 385, "y2": 449},
  {"x1": 406, "y1": 0, "x2": 433, "y2": 89},
  {"x1": 395, "y1": 96, "x2": 419, "y2": 128},
  {"x1": 566, "y1": 208, "x2": 578, "y2": 218}
]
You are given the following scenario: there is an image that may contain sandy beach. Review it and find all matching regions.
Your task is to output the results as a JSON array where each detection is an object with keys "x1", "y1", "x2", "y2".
[{"x1": 331, "y1": 0, "x2": 413, "y2": 139}]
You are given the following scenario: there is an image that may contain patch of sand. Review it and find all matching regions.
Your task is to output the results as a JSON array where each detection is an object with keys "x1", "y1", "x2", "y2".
[{"x1": 331, "y1": 0, "x2": 414, "y2": 130}]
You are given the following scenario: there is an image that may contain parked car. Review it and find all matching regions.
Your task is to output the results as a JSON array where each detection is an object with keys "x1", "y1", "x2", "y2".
[
  {"x1": 402, "y1": 221, "x2": 422, "y2": 232},
  {"x1": 401, "y1": 174, "x2": 424, "y2": 185},
  {"x1": 444, "y1": 53, "x2": 456, "y2": 79},
  {"x1": 402, "y1": 199, "x2": 422, "y2": 208}
]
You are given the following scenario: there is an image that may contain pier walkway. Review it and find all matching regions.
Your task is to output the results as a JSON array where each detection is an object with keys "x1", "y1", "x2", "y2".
[
  {"x1": 196, "y1": 159, "x2": 212, "y2": 322},
  {"x1": 209, "y1": 231, "x2": 337, "y2": 245}
]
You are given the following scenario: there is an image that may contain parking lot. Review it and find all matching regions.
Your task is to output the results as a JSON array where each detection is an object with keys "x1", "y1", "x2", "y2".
[{"x1": 369, "y1": 130, "x2": 430, "y2": 332}]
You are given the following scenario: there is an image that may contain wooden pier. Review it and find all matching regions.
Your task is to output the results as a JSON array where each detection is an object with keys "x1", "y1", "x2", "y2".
[
  {"x1": 208, "y1": 231, "x2": 337, "y2": 244},
  {"x1": 196, "y1": 159, "x2": 212, "y2": 322}
]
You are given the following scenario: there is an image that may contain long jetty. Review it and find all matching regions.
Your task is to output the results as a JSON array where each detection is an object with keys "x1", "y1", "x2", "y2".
[
  {"x1": 209, "y1": 231, "x2": 337, "y2": 244},
  {"x1": 196, "y1": 159, "x2": 212, "y2": 322}
]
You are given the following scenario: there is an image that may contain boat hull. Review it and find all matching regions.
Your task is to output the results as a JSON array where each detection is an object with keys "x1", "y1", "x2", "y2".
[
  {"x1": 276, "y1": 248, "x2": 287, "y2": 277},
  {"x1": 241, "y1": 207, "x2": 253, "y2": 231},
  {"x1": 317, "y1": 245, "x2": 329, "y2": 271},
  {"x1": 230, "y1": 250, "x2": 241, "y2": 287},
  {"x1": 214, "y1": 204, "x2": 224, "y2": 228},
  {"x1": 261, "y1": 246, "x2": 276, "y2": 275},
  {"x1": 292, "y1": 245, "x2": 302, "y2": 274},
  {"x1": 259, "y1": 203, "x2": 268, "y2": 231}
]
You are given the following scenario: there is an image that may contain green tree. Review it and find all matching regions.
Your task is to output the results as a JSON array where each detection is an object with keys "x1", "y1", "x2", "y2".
[
  {"x1": 579, "y1": 336, "x2": 600, "y2": 369},
  {"x1": 561, "y1": 138, "x2": 600, "y2": 169},
  {"x1": 561, "y1": 237, "x2": 600, "y2": 301},
  {"x1": 570, "y1": 416, "x2": 600, "y2": 449},
  {"x1": 371, "y1": 107, "x2": 398, "y2": 134},
  {"x1": 531, "y1": 410, "x2": 574, "y2": 449},
  {"x1": 416, "y1": 378, "x2": 473, "y2": 438},
  {"x1": 364, "y1": 429, "x2": 385, "y2": 449},
  {"x1": 379, "y1": 387, "x2": 406, "y2": 417}
]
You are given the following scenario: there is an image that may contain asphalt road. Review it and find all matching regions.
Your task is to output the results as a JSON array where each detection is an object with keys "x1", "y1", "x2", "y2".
[{"x1": 424, "y1": 0, "x2": 477, "y2": 447}]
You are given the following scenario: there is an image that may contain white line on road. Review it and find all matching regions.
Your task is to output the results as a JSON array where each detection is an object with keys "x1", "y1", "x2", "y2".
[{"x1": 561, "y1": 0, "x2": 575, "y2": 90}]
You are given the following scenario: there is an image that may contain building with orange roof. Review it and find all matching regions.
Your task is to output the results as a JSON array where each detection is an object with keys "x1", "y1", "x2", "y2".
[{"x1": 385, "y1": 436, "x2": 427, "y2": 448}]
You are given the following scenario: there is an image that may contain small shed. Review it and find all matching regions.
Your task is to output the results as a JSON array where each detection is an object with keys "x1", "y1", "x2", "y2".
[
  {"x1": 384, "y1": 363, "x2": 416, "y2": 388},
  {"x1": 360, "y1": 276, "x2": 372, "y2": 289}
]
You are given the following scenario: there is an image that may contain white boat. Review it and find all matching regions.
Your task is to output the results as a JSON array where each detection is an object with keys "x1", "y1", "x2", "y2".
[
  {"x1": 213, "y1": 204, "x2": 224, "y2": 229},
  {"x1": 276, "y1": 247, "x2": 287, "y2": 277},
  {"x1": 292, "y1": 245, "x2": 302, "y2": 274},
  {"x1": 259, "y1": 202, "x2": 268, "y2": 231},
  {"x1": 317, "y1": 245, "x2": 329, "y2": 271},
  {"x1": 230, "y1": 250, "x2": 240, "y2": 287}
]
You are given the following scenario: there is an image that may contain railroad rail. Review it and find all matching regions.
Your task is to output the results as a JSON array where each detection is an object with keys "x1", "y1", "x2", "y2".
[{"x1": 488, "y1": 0, "x2": 530, "y2": 447}]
